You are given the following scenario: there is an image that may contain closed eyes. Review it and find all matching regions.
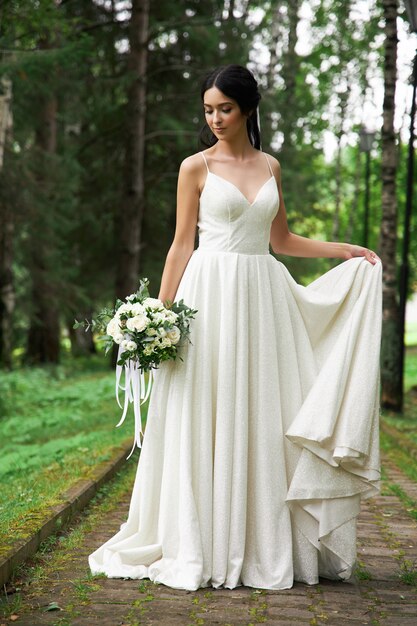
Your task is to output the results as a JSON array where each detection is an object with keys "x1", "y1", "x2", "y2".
[{"x1": 204, "y1": 109, "x2": 232, "y2": 114}]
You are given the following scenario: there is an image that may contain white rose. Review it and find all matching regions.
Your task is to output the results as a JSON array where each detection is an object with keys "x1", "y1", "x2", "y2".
[
  {"x1": 160, "y1": 337, "x2": 172, "y2": 348},
  {"x1": 126, "y1": 340, "x2": 137, "y2": 351},
  {"x1": 166, "y1": 311, "x2": 178, "y2": 323},
  {"x1": 143, "y1": 297, "x2": 164, "y2": 309},
  {"x1": 145, "y1": 327, "x2": 158, "y2": 336},
  {"x1": 126, "y1": 314, "x2": 149, "y2": 332},
  {"x1": 114, "y1": 333, "x2": 124, "y2": 344},
  {"x1": 166, "y1": 326, "x2": 181, "y2": 345},
  {"x1": 131, "y1": 302, "x2": 146, "y2": 314},
  {"x1": 106, "y1": 317, "x2": 120, "y2": 338},
  {"x1": 116, "y1": 303, "x2": 132, "y2": 317},
  {"x1": 121, "y1": 338, "x2": 133, "y2": 349},
  {"x1": 152, "y1": 311, "x2": 166, "y2": 324}
]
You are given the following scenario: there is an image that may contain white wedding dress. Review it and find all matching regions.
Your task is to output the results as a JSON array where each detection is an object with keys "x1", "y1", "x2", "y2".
[{"x1": 88, "y1": 150, "x2": 382, "y2": 591}]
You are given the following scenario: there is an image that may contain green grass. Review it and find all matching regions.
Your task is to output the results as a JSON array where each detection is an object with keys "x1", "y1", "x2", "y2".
[
  {"x1": 0, "y1": 354, "x2": 150, "y2": 551},
  {"x1": 383, "y1": 347, "x2": 417, "y2": 448},
  {"x1": 406, "y1": 321, "x2": 417, "y2": 348},
  {"x1": 381, "y1": 347, "x2": 417, "y2": 438},
  {"x1": 396, "y1": 559, "x2": 417, "y2": 587},
  {"x1": 404, "y1": 346, "x2": 417, "y2": 392},
  {"x1": 382, "y1": 478, "x2": 417, "y2": 522},
  {"x1": 353, "y1": 560, "x2": 373, "y2": 581},
  {"x1": 380, "y1": 347, "x2": 417, "y2": 513}
]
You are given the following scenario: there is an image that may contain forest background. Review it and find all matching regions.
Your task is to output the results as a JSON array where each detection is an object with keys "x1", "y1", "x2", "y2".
[
  {"x1": 2, "y1": 0, "x2": 417, "y2": 561},
  {"x1": 0, "y1": 0, "x2": 416, "y2": 404},
  {"x1": 0, "y1": 0, "x2": 417, "y2": 376}
]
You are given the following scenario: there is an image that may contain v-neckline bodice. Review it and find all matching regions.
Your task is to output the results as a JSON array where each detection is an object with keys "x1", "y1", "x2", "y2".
[
  {"x1": 206, "y1": 172, "x2": 276, "y2": 207},
  {"x1": 200, "y1": 150, "x2": 277, "y2": 208}
]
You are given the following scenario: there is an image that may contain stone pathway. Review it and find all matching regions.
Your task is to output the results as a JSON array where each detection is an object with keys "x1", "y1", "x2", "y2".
[{"x1": 1, "y1": 454, "x2": 416, "y2": 626}]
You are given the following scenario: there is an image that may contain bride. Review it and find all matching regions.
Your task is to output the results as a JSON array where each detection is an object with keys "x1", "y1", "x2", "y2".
[{"x1": 89, "y1": 63, "x2": 382, "y2": 591}]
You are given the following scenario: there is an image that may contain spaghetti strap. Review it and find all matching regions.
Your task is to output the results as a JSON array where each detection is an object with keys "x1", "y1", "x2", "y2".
[
  {"x1": 200, "y1": 151, "x2": 210, "y2": 173},
  {"x1": 202, "y1": 150, "x2": 271, "y2": 178},
  {"x1": 263, "y1": 152, "x2": 274, "y2": 177}
]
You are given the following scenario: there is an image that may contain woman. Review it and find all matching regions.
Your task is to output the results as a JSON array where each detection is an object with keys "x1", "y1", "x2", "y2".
[{"x1": 89, "y1": 64, "x2": 382, "y2": 591}]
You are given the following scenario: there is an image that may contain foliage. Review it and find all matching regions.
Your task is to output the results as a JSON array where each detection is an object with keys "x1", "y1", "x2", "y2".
[{"x1": 0, "y1": 0, "x2": 415, "y2": 364}]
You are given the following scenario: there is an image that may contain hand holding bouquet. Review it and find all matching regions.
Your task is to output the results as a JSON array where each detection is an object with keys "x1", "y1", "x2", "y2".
[{"x1": 74, "y1": 277, "x2": 197, "y2": 458}]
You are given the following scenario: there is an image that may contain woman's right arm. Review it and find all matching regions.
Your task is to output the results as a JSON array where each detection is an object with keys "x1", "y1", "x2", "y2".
[{"x1": 157, "y1": 155, "x2": 201, "y2": 304}]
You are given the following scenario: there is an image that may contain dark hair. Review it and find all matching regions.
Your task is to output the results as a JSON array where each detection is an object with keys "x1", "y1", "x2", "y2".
[{"x1": 198, "y1": 64, "x2": 262, "y2": 150}]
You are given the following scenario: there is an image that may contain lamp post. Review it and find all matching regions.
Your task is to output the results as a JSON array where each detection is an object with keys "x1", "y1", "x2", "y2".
[
  {"x1": 400, "y1": 0, "x2": 417, "y2": 399},
  {"x1": 359, "y1": 126, "x2": 376, "y2": 249}
]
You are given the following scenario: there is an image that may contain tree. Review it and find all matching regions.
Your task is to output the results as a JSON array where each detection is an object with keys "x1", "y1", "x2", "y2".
[
  {"x1": 379, "y1": 0, "x2": 402, "y2": 410},
  {"x1": 115, "y1": 0, "x2": 150, "y2": 302},
  {"x1": 0, "y1": 76, "x2": 14, "y2": 369},
  {"x1": 25, "y1": 32, "x2": 61, "y2": 365}
]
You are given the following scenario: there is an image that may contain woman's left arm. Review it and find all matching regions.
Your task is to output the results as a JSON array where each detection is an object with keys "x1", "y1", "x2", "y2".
[{"x1": 268, "y1": 158, "x2": 380, "y2": 265}]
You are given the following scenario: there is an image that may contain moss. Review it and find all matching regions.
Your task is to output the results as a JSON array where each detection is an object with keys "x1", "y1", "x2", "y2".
[
  {"x1": 1, "y1": 461, "x2": 136, "y2": 620},
  {"x1": 0, "y1": 355, "x2": 152, "y2": 549}
]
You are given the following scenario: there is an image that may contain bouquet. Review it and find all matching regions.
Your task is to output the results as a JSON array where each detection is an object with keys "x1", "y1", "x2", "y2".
[{"x1": 74, "y1": 277, "x2": 198, "y2": 458}]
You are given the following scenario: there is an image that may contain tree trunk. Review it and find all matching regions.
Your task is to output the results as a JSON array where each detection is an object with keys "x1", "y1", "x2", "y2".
[
  {"x1": 112, "y1": 0, "x2": 149, "y2": 367},
  {"x1": 332, "y1": 89, "x2": 348, "y2": 241},
  {"x1": 379, "y1": 0, "x2": 401, "y2": 410},
  {"x1": 265, "y1": 2, "x2": 284, "y2": 92},
  {"x1": 115, "y1": 0, "x2": 149, "y2": 302},
  {"x1": 0, "y1": 77, "x2": 14, "y2": 369},
  {"x1": 280, "y1": 0, "x2": 301, "y2": 152},
  {"x1": 345, "y1": 143, "x2": 361, "y2": 242},
  {"x1": 26, "y1": 39, "x2": 60, "y2": 365}
]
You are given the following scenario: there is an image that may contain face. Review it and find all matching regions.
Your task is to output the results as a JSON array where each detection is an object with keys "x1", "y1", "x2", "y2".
[{"x1": 203, "y1": 86, "x2": 248, "y2": 140}]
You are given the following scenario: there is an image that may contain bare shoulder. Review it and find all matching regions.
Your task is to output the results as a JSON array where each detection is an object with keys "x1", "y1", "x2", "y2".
[
  {"x1": 262, "y1": 151, "x2": 281, "y2": 178},
  {"x1": 178, "y1": 152, "x2": 207, "y2": 193},
  {"x1": 179, "y1": 152, "x2": 206, "y2": 177}
]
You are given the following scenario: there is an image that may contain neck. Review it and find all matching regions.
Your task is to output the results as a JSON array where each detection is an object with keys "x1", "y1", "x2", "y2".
[{"x1": 213, "y1": 132, "x2": 258, "y2": 160}]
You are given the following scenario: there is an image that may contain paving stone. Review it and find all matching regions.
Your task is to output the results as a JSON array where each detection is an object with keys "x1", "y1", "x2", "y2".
[
  {"x1": 381, "y1": 617, "x2": 417, "y2": 626},
  {"x1": 266, "y1": 605, "x2": 313, "y2": 618},
  {"x1": 267, "y1": 595, "x2": 311, "y2": 607},
  {"x1": 321, "y1": 618, "x2": 371, "y2": 625}
]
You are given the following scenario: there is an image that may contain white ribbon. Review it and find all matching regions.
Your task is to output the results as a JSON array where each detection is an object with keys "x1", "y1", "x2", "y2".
[
  {"x1": 115, "y1": 344, "x2": 154, "y2": 460},
  {"x1": 256, "y1": 105, "x2": 262, "y2": 150}
]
